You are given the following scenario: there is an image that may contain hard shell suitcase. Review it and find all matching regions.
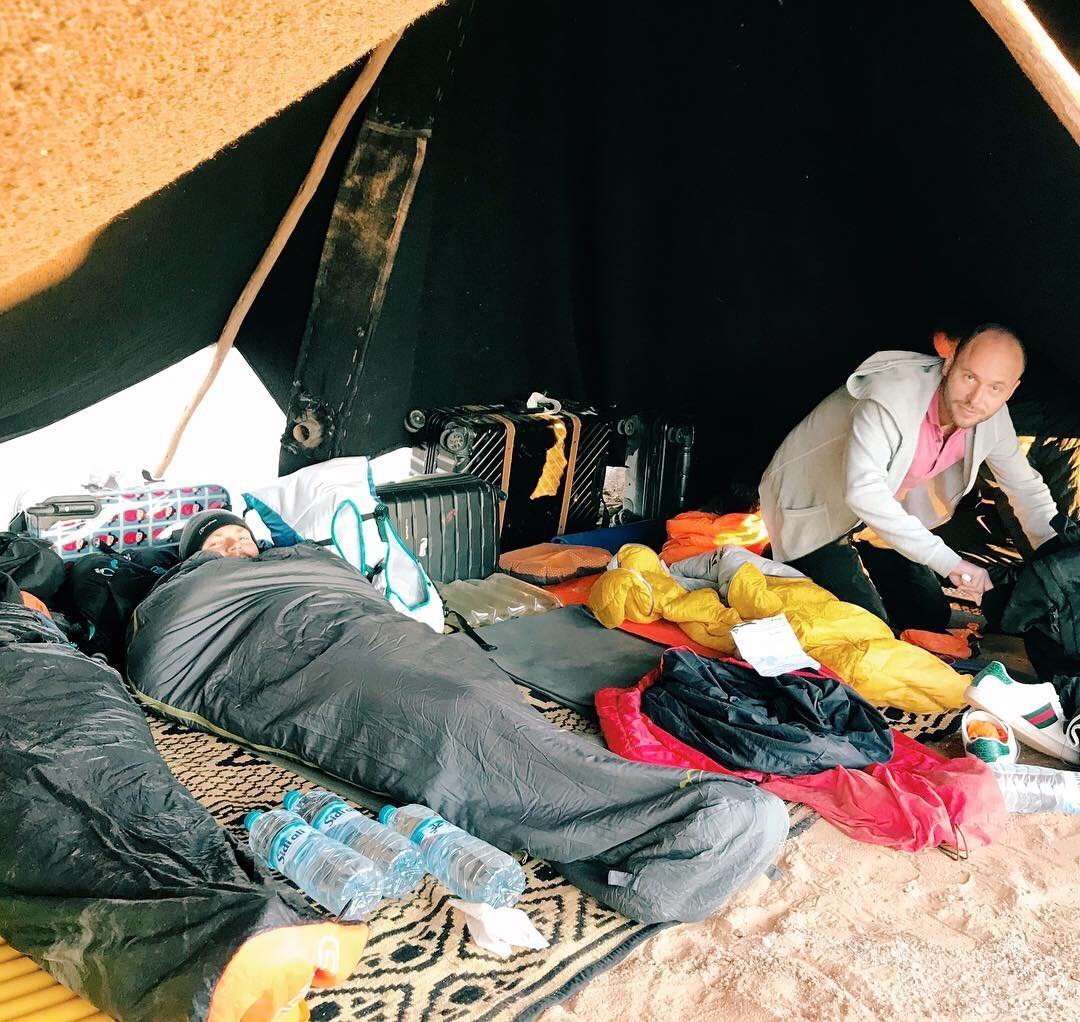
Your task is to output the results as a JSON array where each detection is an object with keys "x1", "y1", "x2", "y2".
[
  {"x1": 617, "y1": 413, "x2": 694, "y2": 522},
  {"x1": 376, "y1": 473, "x2": 500, "y2": 583},
  {"x1": 405, "y1": 402, "x2": 613, "y2": 552}
]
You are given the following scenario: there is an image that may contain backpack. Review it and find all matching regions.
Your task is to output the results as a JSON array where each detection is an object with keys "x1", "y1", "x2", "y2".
[
  {"x1": 61, "y1": 549, "x2": 178, "y2": 664},
  {"x1": 1001, "y1": 512, "x2": 1080, "y2": 677}
]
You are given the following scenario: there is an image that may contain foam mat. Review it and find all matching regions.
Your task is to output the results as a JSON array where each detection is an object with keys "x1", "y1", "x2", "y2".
[{"x1": 0, "y1": 937, "x2": 108, "y2": 1022}]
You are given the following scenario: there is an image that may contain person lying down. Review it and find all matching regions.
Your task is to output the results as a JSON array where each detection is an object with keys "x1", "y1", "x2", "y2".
[
  {"x1": 126, "y1": 511, "x2": 789, "y2": 924},
  {"x1": 0, "y1": 576, "x2": 370, "y2": 1022}
]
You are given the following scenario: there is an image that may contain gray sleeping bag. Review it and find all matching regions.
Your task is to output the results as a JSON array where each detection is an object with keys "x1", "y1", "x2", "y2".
[{"x1": 126, "y1": 543, "x2": 786, "y2": 923}]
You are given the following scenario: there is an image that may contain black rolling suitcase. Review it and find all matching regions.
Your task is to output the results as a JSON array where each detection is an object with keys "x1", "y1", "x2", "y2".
[
  {"x1": 405, "y1": 402, "x2": 613, "y2": 552},
  {"x1": 616, "y1": 413, "x2": 695, "y2": 522},
  {"x1": 376, "y1": 473, "x2": 501, "y2": 583}
]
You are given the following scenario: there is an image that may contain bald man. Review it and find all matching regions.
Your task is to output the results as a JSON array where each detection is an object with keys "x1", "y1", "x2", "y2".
[{"x1": 759, "y1": 326, "x2": 1059, "y2": 633}]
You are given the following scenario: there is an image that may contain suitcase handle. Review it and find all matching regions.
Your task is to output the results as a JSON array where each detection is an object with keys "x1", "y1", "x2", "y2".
[{"x1": 26, "y1": 499, "x2": 102, "y2": 518}]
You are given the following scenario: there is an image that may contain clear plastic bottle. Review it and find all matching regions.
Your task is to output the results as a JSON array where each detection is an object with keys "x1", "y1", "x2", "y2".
[
  {"x1": 245, "y1": 808, "x2": 384, "y2": 919},
  {"x1": 283, "y1": 789, "x2": 425, "y2": 899},
  {"x1": 991, "y1": 763, "x2": 1080, "y2": 814},
  {"x1": 378, "y1": 803, "x2": 526, "y2": 907}
]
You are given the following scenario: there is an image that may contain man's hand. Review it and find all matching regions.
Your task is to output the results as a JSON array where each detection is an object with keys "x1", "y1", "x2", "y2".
[{"x1": 947, "y1": 560, "x2": 993, "y2": 605}]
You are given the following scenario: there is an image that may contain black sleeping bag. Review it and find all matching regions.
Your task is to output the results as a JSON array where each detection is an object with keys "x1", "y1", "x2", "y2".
[
  {"x1": 0, "y1": 595, "x2": 322, "y2": 1022},
  {"x1": 640, "y1": 650, "x2": 894, "y2": 776},
  {"x1": 0, "y1": 531, "x2": 64, "y2": 600},
  {"x1": 126, "y1": 543, "x2": 788, "y2": 924}
]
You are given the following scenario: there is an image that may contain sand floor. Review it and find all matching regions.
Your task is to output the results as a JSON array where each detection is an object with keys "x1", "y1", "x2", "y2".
[{"x1": 543, "y1": 803, "x2": 1080, "y2": 1022}]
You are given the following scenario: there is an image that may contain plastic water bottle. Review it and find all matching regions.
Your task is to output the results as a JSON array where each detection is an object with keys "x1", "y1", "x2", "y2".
[
  {"x1": 283, "y1": 789, "x2": 425, "y2": 899},
  {"x1": 991, "y1": 763, "x2": 1080, "y2": 814},
  {"x1": 245, "y1": 809, "x2": 384, "y2": 919},
  {"x1": 378, "y1": 803, "x2": 526, "y2": 907}
]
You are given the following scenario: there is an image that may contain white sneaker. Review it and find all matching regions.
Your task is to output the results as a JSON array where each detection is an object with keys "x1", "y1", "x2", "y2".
[
  {"x1": 964, "y1": 662, "x2": 1080, "y2": 767},
  {"x1": 961, "y1": 709, "x2": 1018, "y2": 765}
]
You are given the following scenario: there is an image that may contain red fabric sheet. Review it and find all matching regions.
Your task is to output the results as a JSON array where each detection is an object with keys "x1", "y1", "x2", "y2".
[{"x1": 597, "y1": 665, "x2": 1007, "y2": 852}]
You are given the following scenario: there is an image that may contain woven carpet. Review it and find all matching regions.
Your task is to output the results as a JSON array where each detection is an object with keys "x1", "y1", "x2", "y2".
[{"x1": 144, "y1": 681, "x2": 963, "y2": 1022}]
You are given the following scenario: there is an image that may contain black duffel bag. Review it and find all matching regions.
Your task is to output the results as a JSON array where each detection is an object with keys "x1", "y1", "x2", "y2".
[{"x1": 1001, "y1": 512, "x2": 1080, "y2": 682}]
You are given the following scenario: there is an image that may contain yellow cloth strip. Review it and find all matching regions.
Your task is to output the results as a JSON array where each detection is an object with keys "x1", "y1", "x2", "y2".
[{"x1": 530, "y1": 417, "x2": 569, "y2": 499}]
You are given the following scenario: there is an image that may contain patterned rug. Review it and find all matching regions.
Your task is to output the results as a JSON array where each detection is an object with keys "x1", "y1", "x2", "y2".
[{"x1": 148, "y1": 687, "x2": 962, "y2": 1022}]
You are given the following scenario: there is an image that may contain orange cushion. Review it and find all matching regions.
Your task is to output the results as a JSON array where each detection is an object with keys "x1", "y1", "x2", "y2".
[{"x1": 500, "y1": 543, "x2": 610, "y2": 586}]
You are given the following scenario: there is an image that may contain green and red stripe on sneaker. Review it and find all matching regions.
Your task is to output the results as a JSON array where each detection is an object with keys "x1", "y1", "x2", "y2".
[{"x1": 1023, "y1": 703, "x2": 1060, "y2": 730}]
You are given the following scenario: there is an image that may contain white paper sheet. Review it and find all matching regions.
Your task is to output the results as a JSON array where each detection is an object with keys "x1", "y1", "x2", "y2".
[{"x1": 730, "y1": 613, "x2": 818, "y2": 676}]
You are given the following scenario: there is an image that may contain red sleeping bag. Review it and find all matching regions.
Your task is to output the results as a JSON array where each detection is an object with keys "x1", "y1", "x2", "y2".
[{"x1": 596, "y1": 657, "x2": 1006, "y2": 853}]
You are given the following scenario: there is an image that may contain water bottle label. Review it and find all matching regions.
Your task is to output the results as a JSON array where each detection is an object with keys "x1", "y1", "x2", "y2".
[
  {"x1": 410, "y1": 816, "x2": 446, "y2": 846},
  {"x1": 312, "y1": 802, "x2": 351, "y2": 831},
  {"x1": 268, "y1": 821, "x2": 308, "y2": 870}
]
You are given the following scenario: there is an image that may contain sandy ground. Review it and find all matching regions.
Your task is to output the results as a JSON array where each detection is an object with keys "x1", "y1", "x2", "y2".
[{"x1": 542, "y1": 806, "x2": 1080, "y2": 1022}]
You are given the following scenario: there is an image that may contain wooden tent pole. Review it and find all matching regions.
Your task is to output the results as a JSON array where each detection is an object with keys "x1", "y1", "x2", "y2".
[
  {"x1": 970, "y1": 0, "x2": 1080, "y2": 148},
  {"x1": 152, "y1": 32, "x2": 402, "y2": 480}
]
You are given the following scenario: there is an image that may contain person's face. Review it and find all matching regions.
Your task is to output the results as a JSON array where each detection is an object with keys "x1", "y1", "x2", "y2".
[
  {"x1": 940, "y1": 331, "x2": 1023, "y2": 429},
  {"x1": 201, "y1": 524, "x2": 259, "y2": 559}
]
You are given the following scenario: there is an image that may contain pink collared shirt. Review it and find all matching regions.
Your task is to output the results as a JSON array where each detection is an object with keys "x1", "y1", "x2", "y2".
[{"x1": 896, "y1": 390, "x2": 968, "y2": 497}]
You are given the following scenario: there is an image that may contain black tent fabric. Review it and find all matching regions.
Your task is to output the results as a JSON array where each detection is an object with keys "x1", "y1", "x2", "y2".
[
  {"x1": 2, "y1": 1, "x2": 1078, "y2": 502},
  {"x1": 279, "y1": 0, "x2": 1080, "y2": 491},
  {"x1": 125, "y1": 543, "x2": 789, "y2": 924},
  {"x1": 0, "y1": 61, "x2": 367, "y2": 439},
  {"x1": 0, "y1": 599, "x2": 335, "y2": 1022}
]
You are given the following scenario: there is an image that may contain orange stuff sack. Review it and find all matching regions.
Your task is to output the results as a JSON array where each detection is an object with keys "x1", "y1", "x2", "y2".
[{"x1": 661, "y1": 511, "x2": 769, "y2": 565}]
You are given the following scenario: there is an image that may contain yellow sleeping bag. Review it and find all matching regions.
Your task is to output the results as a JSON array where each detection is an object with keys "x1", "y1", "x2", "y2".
[{"x1": 587, "y1": 546, "x2": 967, "y2": 714}]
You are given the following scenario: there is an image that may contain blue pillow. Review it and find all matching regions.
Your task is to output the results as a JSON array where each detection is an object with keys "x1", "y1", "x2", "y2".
[{"x1": 242, "y1": 493, "x2": 303, "y2": 547}]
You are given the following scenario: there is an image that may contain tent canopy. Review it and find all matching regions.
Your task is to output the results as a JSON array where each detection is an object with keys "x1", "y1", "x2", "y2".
[{"x1": 2, "y1": 0, "x2": 1078, "y2": 500}]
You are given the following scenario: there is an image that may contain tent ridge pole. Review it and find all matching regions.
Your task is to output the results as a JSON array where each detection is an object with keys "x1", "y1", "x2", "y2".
[
  {"x1": 970, "y1": 0, "x2": 1080, "y2": 148},
  {"x1": 152, "y1": 31, "x2": 402, "y2": 480}
]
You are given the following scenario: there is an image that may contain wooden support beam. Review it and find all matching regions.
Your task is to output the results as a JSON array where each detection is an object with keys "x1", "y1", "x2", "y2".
[
  {"x1": 152, "y1": 33, "x2": 401, "y2": 480},
  {"x1": 970, "y1": 0, "x2": 1080, "y2": 148}
]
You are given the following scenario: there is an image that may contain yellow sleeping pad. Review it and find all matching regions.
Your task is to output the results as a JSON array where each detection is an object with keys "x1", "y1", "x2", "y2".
[
  {"x1": 0, "y1": 935, "x2": 313, "y2": 1022},
  {"x1": 0, "y1": 938, "x2": 109, "y2": 1022}
]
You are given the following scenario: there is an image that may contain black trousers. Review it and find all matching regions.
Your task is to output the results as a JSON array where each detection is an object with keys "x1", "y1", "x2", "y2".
[{"x1": 788, "y1": 533, "x2": 951, "y2": 634}]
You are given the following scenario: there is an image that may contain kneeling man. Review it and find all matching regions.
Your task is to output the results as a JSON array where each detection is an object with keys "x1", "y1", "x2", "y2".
[{"x1": 759, "y1": 325, "x2": 1058, "y2": 632}]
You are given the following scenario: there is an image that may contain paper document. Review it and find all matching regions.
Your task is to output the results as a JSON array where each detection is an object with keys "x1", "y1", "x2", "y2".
[{"x1": 730, "y1": 614, "x2": 818, "y2": 676}]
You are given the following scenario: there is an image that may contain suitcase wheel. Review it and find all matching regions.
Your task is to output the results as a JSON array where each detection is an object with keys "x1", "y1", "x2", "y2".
[
  {"x1": 439, "y1": 425, "x2": 473, "y2": 457},
  {"x1": 404, "y1": 409, "x2": 428, "y2": 433},
  {"x1": 666, "y1": 424, "x2": 694, "y2": 447},
  {"x1": 616, "y1": 416, "x2": 639, "y2": 438}
]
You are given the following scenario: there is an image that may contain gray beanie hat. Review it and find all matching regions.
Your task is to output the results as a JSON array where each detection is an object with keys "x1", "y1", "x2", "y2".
[{"x1": 178, "y1": 510, "x2": 253, "y2": 559}]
